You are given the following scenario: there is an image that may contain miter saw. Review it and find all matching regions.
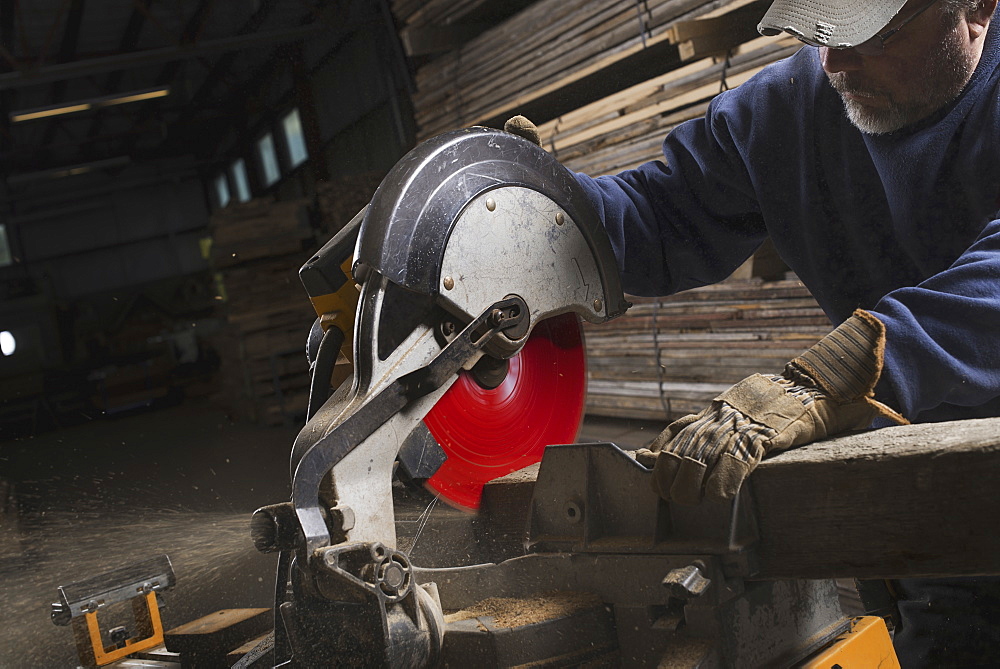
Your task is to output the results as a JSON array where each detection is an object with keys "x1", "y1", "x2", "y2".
[{"x1": 244, "y1": 127, "x2": 898, "y2": 668}]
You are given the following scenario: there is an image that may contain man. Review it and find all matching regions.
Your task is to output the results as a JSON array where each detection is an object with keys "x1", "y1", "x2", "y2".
[{"x1": 508, "y1": 0, "x2": 1000, "y2": 663}]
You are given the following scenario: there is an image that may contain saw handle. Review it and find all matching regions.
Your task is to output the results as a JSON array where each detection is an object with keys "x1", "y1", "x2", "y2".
[
  {"x1": 299, "y1": 205, "x2": 366, "y2": 369},
  {"x1": 299, "y1": 204, "x2": 365, "y2": 302}
]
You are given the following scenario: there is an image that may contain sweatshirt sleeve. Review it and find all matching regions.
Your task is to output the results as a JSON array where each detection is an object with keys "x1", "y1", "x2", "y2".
[
  {"x1": 572, "y1": 92, "x2": 767, "y2": 297},
  {"x1": 872, "y1": 215, "x2": 1000, "y2": 419}
]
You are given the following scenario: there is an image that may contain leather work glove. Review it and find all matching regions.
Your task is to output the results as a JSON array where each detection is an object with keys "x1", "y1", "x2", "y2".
[
  {"x1": 636, "y1": 310, "x2": 908, "y2": 505},
  {"x1": 503, "y1": 115, "x2": 541, "y2": 147}
]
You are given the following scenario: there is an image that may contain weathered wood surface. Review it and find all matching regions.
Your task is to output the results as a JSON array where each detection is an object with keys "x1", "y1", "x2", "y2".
[
  {"x1": 752, "y1": 418, "x2": 1000, "y2": 579},
  {"x1": 464, "y1": 419, "x2": 1000, "y2": 579}
]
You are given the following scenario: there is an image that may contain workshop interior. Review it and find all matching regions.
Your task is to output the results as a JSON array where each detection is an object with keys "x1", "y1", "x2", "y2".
[{"x1": 1, "y1": 0, "x2": 996, "y2": 667}]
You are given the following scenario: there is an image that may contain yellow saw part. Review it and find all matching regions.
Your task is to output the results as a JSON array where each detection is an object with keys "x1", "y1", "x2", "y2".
[
  {"x1": 802, "y1": 616, "x2": 900, "y2": 668},
  {"x1": 307, "y1": 255, "x2": 358, "y2": 363}
]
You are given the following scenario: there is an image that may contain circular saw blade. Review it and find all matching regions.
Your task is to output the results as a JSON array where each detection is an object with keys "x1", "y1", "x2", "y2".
[{"x1": 423, "y1": 312, "x2": 587, "y2": 510}]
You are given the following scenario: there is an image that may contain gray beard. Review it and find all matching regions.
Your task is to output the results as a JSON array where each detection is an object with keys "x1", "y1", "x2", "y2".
[{"x1": 827, "y1": 29, "x2": 976, "y2": 134}]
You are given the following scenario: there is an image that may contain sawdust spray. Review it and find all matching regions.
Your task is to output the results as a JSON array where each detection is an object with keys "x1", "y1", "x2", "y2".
[{"x1": 0, "y1": 506, "x2": 273, "y2": 668}]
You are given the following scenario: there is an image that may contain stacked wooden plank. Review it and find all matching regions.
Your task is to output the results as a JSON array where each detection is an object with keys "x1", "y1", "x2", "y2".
[
  {"x1": 538, "y1": 34, "x2": 800, "y2": 174},
  {"x1": 315, "y1": 172, "x2": 384, "y2": 234},
  {"x1": 583, "y1": 279, "x2": 834, "y2": 422},
  {"x1": 391, "y1": 0, "x2": 532, "y2": 29},
  {"x1": 410, "y1": 0, "x2": 773, "y2": 139},
  {"x1": 208, "y1": 198, "x2": 317, "y2": 426}
]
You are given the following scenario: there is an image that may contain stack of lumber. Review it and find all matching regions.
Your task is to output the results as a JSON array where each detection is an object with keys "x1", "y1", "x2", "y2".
[
  {"x1": 583, "y1": 279, "x2": 834, "y2": 422},
  {"x1": 538, "y1": 34, "x2": 799, "y2": 175},
  {"x1": 315, "y1": 172, "x2": 385, "y2": 235},
  {"x1": 410, "y1": 0, "x2": 776, "y2": 139},
  {"x1": 391, "y1": 0, "x2": 535, "y2": 30},
  {"x1": 208, "y1": 198, "x2": 317, "y2": 426},
  {"x1": 391, "y1": 0, "x2": 538, "y2": 57}
]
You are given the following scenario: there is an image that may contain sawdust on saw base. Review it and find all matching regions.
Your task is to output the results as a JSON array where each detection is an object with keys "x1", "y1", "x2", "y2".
[{"x1": 445, "y1": 590, "x2": 603, "y2": 628}]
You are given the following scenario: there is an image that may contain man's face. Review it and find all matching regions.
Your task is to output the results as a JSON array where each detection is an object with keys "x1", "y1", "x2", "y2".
[{"x1": 820, "y1": 1, "x2": 981, "y2": 134}]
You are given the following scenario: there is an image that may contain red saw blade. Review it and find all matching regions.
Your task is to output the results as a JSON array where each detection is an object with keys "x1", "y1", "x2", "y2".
[{"x1": 423, "y1": 312, "x2": 587, "y2": 510}]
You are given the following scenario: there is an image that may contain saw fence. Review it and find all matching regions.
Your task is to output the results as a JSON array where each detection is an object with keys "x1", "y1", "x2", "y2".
[{"x1": 396, "y1": 0, "x2": 823, "y2": 423}]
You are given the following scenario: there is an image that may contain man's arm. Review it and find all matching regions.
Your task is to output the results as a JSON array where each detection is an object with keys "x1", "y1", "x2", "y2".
[
  {"x1": 570, "y1": 102, "x2": 767, "y2": 297},
  {"x1": 873, "y1": 215, "x2": 1000, "y2": 419}
]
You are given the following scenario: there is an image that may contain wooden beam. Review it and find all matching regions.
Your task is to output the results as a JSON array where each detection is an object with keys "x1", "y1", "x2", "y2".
[
  {"x1": 751, "y1": 418, "x2": 1000, "y2": 579},
  {"x1": 40, "y1": 0, "x2": 88, "y2": 149},
  {"x1": 470, "y1": 418, "x2": 1000, "y2": 580},
  {"x1": 83, "y1": 0, "x2": 152, "y2": 151}
]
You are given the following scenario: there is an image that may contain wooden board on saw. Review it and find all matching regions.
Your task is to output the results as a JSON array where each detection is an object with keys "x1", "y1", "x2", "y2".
[
  {"x1": 466, "y1": 418, "x2": 1000, "y2": 579},
  {"x1": 583, "y1": 278, "x2": 833, "y2": 422},
  {"x1": 411, "y1": 0, "x2": 770, "y2": 140},
  {"x1": 752, "y1": 417, "x2": 1000, "y2": 579}
]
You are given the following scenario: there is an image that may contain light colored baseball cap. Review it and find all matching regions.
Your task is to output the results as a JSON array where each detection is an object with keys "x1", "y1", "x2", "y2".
[{"x1": 758, "y1": 0, "x2": 909, "y2": 48}]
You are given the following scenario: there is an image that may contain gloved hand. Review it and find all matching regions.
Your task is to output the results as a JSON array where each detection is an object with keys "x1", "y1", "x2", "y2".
[
  {"x1": 636, "y1": 310, "x2": 908, "y2": 505},
  {"x1": 504, "y1": 115, "x2": 541, "y2": 147}
]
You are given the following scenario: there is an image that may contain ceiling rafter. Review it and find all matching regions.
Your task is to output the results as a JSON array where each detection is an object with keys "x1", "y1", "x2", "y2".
[
  {"x1": 124, "y1": 0, "x2": 285, "y2": 159},
  {"x1": 13, "y1": 0, "x2": 36, "y2": 63},
  {"x1": 152, "y1": 0, "x2": 214, "y2": 86},
  {"x1": 132, "y1": 0, "x2": 174, "y2": 46},
  {"x1": 170, "y1": 0, "x2": 371, "y2": 163},
  {"x1": 83, "y1": 0, "x2": 153, "y2": 155},
  {"x1": 0, "y1": 0, "x2": 15, "y2": 146},
  {"x1": 40, "y1": 0, "x2": 88, "y2": 148},
  {"x1": 37, "y1": 0, "x2": 73, "y2": 66}
]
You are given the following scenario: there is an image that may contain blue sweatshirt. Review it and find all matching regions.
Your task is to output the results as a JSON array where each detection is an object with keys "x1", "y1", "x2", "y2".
[{"x1": 574, "y1": 25, "x2": 1000, "y2": 424}]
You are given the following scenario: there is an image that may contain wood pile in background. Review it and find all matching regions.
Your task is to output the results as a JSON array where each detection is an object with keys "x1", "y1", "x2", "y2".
[
  {"x1": 538, "y1": 34, "x2": 799, "y2": 174},
  {"x1": 315, "y1": 172, "x2": 384, "y2": 235},
  {"x1": 391, "y1": 0, "x2": 537, "y2": 58},
  {"x1": 583, "y1": 278, "x2": 833, "y2": 422},
  {"x1": 410, "y1": 0, "x2": 774, "y2": 139},
  {"x1": 207, "y1": 198, "x2": 317, "y2": 426},
  {"x1": 391, "y1": 0, "x2": 506, "y2": 26},
  {"x1": 205, "y1": 175, "x2": 387, "y2": 426}
]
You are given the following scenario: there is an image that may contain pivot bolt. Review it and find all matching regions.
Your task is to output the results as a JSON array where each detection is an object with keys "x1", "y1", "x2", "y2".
[{"x1": 383, "y1": 563, "x2": 405, "y2": 590}]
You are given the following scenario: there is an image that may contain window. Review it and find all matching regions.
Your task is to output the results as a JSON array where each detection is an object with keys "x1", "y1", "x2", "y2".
[
  {"x1": 257, "y1": 133, "x2": 281, "y2": 187},
  {"x1": 229, "y1": 158, "x2": 251, "y2": 203},
  {"x1": 281, "y1": 108, "x2": 309, "y2": 169},
  {"x1": 0, "y1": 224, "x2": 10, "y2": 267},
  {"x1": 213, "y1": 173, "x2": 231, "y2": 208}
]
